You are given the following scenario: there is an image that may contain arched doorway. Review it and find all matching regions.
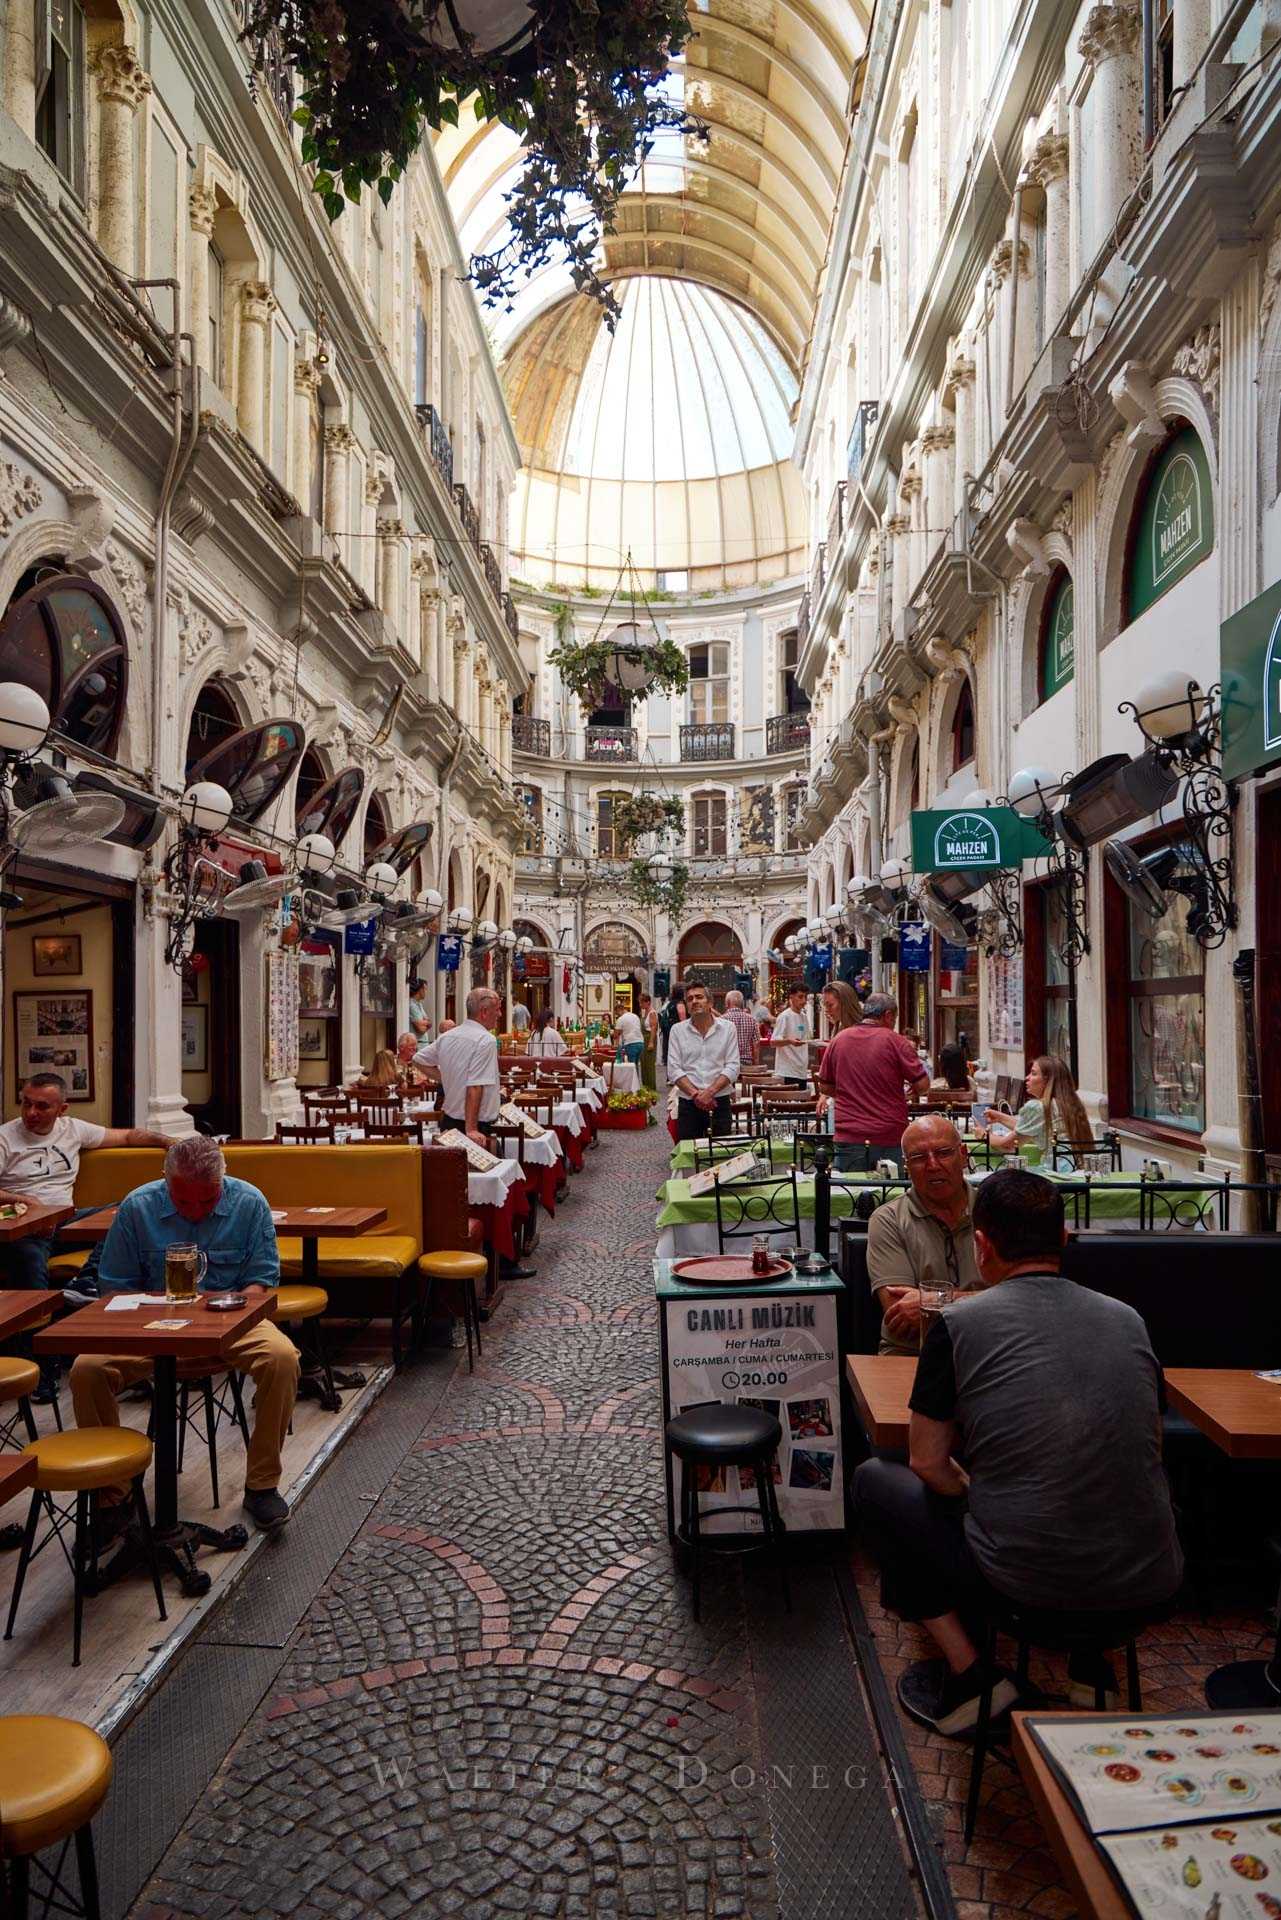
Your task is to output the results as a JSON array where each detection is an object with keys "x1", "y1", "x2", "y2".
[
  {"x1": 359, "y1": 796, "x2": 395, "y2": 1065},
  {"x1": 582, "y1": 920, "x2": 648, "y2": 1027},
  {"x1": 768, "y1": 918, "x2": 806, "y2": 1009},
  {"x1": 513, "y1": 916, "x2": 552, "y2": 1019},
  {"x1": 677, "y1": 921, "x2": 743, "y2": 1010}
]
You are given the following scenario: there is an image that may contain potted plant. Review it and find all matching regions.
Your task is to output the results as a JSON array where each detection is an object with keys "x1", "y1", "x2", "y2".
[
  {"x1": 242, "y1": 0, "x2": 703, "y2": 317},
  {"x1": 600, "y1": 1085, "x2": 658, "y2": 1129}
]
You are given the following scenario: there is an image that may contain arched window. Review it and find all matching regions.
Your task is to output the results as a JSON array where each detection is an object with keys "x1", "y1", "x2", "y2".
[
  {"x1": 1038, "y1": 570, "x2": 1075, "y2": 703},
  {"x1": 951, "y1": 681, "x2": 975, "y2": 772},
  {"x1": 0, "y1": 568, "x2": 129, "y2": 757},
  {"x1": 363, "y1": 794, "x2": 392, "y2": 866},
  {"x1": 1126, "y1": 425, "x2": 1215, "y2": 621},
  {"x1": 296, "y1": 765, "x2": 365, "y2": 851},
  {"x1": 187, "y1": 718, "x2": 305, "y2": 825},
  {"x1": 185, "y1": 679, "x2": 242, "y2": 772}
]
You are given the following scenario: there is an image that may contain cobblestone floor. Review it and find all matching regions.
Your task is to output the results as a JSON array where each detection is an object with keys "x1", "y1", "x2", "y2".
[{"x1": 132, "y1": 1123, "x2": 824, "y2": 1919}]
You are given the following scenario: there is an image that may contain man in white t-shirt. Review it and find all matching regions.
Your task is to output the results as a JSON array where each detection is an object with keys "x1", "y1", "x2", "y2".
[
  {"x1": 0, "y1": 1072, "x2": 171, "y2": 1395},
  {"x1": 770, "y1": 983, "x2": 812, "y2": 1084},
  {"x1": 614, "y1": 1005, "x2": 644, "y2": 1062},
  {"x1": 511, "y1": 1001, "x2": 530, "y2": 1033},
  {"x1": 435, "y1": 989, "x2": 534, "y2": 1279}
]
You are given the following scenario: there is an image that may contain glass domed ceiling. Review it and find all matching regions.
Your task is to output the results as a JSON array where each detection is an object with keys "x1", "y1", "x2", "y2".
[{"x1": 503, "y1": 277, "x2": 805, "y2": 591}]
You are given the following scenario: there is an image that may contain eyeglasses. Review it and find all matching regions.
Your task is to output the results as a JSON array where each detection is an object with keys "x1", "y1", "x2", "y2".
[{"x1": 904, "y1": 1146, "x2": 963, "y2": 1167}]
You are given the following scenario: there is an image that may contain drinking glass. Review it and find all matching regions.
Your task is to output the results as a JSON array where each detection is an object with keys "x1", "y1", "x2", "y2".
[
  {"x1": 164, "y1": 1244, "x2": 207, "y2": 1303},
  {"x1": 918, "y1": 1277, "x2": 955, "y2": 1345}
]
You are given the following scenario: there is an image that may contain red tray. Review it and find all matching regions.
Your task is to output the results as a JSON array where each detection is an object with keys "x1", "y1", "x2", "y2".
[{"x1": 671, "y1": 1254, "x2": 793, "y2": 1286}]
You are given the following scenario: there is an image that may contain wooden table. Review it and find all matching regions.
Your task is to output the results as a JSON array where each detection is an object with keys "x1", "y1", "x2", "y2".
[
  {"x1": 0, "y1": 1201, "x2": 74, "y2": 1241},
  {"x1": 1162, "y1": 1368, "x2": 1281, "y2": 1709},
  {"x1": 0, "y1": 1288, "x2": 65, "y2": 1342},
  {"x1": 0, "y1": 1452, "x2": 36, "y2": 1510},
  {"x1": 63, "y1": 1203, "x2": 387, "y2": 1293},
  {"x1": 845, "y1": 1354, "x2": 916, "y2": 1449},
  {"x1": 1010, "y1": 1713, "x2": 1129, "y2": 1920},
  {"x1": 35, "y1": 1293, "x2": 273, "y2": 1596}
]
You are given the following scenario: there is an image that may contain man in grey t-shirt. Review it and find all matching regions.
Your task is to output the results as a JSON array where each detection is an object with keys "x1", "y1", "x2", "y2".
[{"x1": 853, "y1": 1168, "x2": 1181, "y2": 1737}]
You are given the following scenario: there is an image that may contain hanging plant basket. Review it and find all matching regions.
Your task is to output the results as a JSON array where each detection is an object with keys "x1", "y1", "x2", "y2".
[
  {"x1": 549, "y1": 631, "x2": 689, "y2": 709},
  {"x1": 241, "y1": 0, "x2": 705, "y2": 319},
  {"x1": 629, "y1": 857, "x2": 689, "y2": 922},
  {"x1": 611, "y1": 792, "x2": 685, "y2": 848}
]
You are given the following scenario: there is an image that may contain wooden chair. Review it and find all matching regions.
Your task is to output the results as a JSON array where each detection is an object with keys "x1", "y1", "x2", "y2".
[
  {"x1": 352, "y1": 1100, "x2": 403, "y2": 1129},
  {"x1": 512, "y1": 1092, "x2": 557, "y2": 1130},
  {"x1": 276, "y1": 1122, "x2": 335, "y2": 1144},
  {"x1": 489, "y1": 1123, "x2": 538, "y2": 1254},
  {"x1": 363, "y1": 1119, "x2": 427, "y2": 1144}
]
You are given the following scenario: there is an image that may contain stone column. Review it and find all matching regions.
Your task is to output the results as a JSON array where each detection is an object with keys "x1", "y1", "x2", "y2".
[
  {"x1": 885, "y1": 514, "x2": 911, "y2": 627},
  {"x1": 1079, "y1": 6, "x2": 1141, "y2": 319},
  {"x1": 140, "y1": 909, "x2": 193, "y2": 1135},
  {"x1": 1029, "y1": 133, "x2": 1071, "y2": 337},
  {"x1": 452, "y1": 627, "x2": 469, "y2": 716},
  {"x1": 188, "y1": 186, "x2": 218, "y2": 376},
  {"x1": 945, "y1": 348, "x2": 976, "y2": 523},
  {"x1": 292, "y1": 355, "x2": 321, "y2": 508},
  {"x1": 1174, "y1": 0, "x2": 1212, "y2": 90},
  {"x1": 415, "y1": 580, "x2": 440, "y2": 686},
  {"x1": 4, "y1": 0, "x2": 37, "y2": 138},
  {"x1": 378, "y1": 518, "x2": 405, "y2": 635},
  {"x1": 993, "y1": 235, "x2": 1033, "y2": 410},
  {"x1": 92, "y1": 45, "x2": 151, "y2": 276},
  {"x1": 237, "y1": 282, "x2": 276, "y2": 451},
  {"x1": 323, "y1": 424, "x2": 353, "y2": 539},
  {"x1": 921, "y1": 424, "x2": 955, "y2": 549}
]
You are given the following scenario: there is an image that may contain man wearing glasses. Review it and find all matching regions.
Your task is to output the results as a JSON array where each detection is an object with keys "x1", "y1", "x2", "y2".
[{"x1": 867, "y1": 1115, "x2": 983, "y2": 1353}]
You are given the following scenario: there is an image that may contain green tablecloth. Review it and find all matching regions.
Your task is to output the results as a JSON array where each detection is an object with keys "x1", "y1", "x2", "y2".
[
  {"x1": 656, "y1": 1169, "x2": 1214, "y2": 1230},
  {"x1": 668, "y1": 1133, "x2": 1018, "y2": 1175}
]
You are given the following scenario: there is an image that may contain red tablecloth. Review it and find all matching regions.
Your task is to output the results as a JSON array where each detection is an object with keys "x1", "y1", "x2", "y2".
[
  {"x1": 556, "y1": 1124, "x2": 586, "y2": 1172},
  {"x1": 474, "y1": 1178, "x2": 528, "y2": 1261}
]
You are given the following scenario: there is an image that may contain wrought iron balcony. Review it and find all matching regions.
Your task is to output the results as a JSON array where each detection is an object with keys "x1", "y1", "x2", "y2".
[
  {"x1": 585, "y1": 724, "x2": 638, "y2": 763},
  {"x1": 480, "y1": 541, "x2": 503, "y2": 601},
  {"x1": 512, "y1": 715, "x2": 551, "y2": 756},
  {"x1": 502, "y1": 591, "x2": 519, "y2": 641},
  {"x1": 453, "y1": 482, "x2": 480, "y2": 550},
  {"x1": 766, "y1": 713, "x2": 810, "y2": 755},
  {"x1": 680, "y1": 722, "x2": 736, "y2": 762},
  {"x1": 232, "y1": 0, "x2": 294, "y2": 123},
  {"x1": 415, "y1": 404, "x2": 453, "y2": 490}
]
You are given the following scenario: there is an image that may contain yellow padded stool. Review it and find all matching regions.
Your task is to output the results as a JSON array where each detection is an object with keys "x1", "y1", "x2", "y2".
[
  {"x1": 0, "y1": 1355, "x2": 39, "y2": 1450},
  {"x1": 8, "y1": 1311, "x2": 63, "y2": 1431},
  {"x1": 0, "y1": 1713, "x2": 112, "y2": 1918},
  {"x1": 269, "y1": 1285, "x2": 340, "y2": 1413},
  {"x1": 5, "y1": 1429, "x2": 167, "y2": 1668},
  {"x1": 418, "y1": 1251, "x2": 487, "y2": 1373}
]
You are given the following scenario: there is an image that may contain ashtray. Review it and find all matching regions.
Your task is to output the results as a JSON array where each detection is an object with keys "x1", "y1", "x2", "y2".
[{"x1": 207, "y1": 1293, "x2": 247, "y2": 1311}]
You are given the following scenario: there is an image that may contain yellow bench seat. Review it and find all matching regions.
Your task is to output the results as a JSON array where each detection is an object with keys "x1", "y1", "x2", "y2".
[
  {"x1": 275, "y1": 1234, "x2": 421, "y2": 1281},
  {"x1": 46, "y1": 1249, "x2": 89, "y2": 1280}
]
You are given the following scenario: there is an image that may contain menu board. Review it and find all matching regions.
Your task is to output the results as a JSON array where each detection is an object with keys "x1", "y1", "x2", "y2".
[
  {"x1": 264, "y1": 949, "x2": 299, "y2": 1083},
  {"x1": 436, "y1": 1129, "x2": 501, "y2": 1171},
  {"x1": 685, "y1": 1151, "x2": 762, "y2": 1197},
  {"x1": 986, "y1": 949, "x2": 1024, "y2": 1050},
  {"x1": 1029, "y1": 1711, "x2": 1281, "y2": 1918}
]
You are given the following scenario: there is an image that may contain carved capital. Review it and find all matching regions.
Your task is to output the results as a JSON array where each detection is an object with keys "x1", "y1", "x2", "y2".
[
  {"x1": 293, "y1": 354, "x2": 323, "y2": 397},
  {"x1": 324, "y1": 423, "x2": 355, "y2": 455},
  {"x1": 378, "y1": 517, "x2": 407, "y2": 543},
  {"x1": 1079, "y1": 3, "x2": 1140, "y2": 69},
  {"x1": 1028, "y1": 132, "x2": 1070, "y2": 189},
  {"x1": 944, "y1": 351, "x2": 976, "y2": 395},
  {"x1": 884, "y1": 513, "x2": 912, "y2": 538},
  {"x1": 239, "y1": 281, "x2": 276, "y2": 329},
  {"x1": 921, "y1": 425, "x2": 954, "y2": 455},
  {"x1": 93, "y1": 43, "x2": 152, "y2": 111},
  {"x1": 992, "y1": 237, "x2": 1031, "y2": 284},
  {"x1": 189, "y1": 185, "x2": 218, "y2": 236}
]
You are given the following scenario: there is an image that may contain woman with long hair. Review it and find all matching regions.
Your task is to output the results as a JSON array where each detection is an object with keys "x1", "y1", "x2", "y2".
[
  {"x1": 353, "y1": 1047, "x2": 399, "y2": 1092},
  {"x1": 527, "y1": 1008, "x2": 568, "y2": 1059},
  {"x1": 984, "y1": 1055, "x2": 1090, "y2": 1164},
  {"x1": 932, "y1": 1042, "x2": 975, "y2": 1094},
  {"x1": 821, "y1": 980, "x2": 862, "y2": 1034}
]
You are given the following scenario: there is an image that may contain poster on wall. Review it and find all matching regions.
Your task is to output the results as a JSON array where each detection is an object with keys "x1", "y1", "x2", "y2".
[
  {"x1": 360, "y1": 962, "x2": 394, "y2": 1018},
  {"x1": 13, "y1": 991, "x2": 94, "y2": 1102},
  {"x1": 659, "y1": 1283, "x2": 844, "y2": 1534},
  {"x1": 985, "y1": 950, "x2": 1025, "y2": 1050},
  {"x1": 265, "y1": 949, "x2": 299, "y2": 1082},
  {"x1": 298, "y1": 948, "x2": 339, "y2": 1013}
]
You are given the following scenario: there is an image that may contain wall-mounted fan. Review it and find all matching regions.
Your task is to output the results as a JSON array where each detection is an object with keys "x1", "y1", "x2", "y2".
[
  {"x1": 8, "y1": 771, "x2": 126, "y2": 851},
  {"x1": 320, "y1": 888, "x2": 376, "y2": 930},
  {"x1": 919, "y1": 887, "x2": 973, "y2": 945},
  {"x1": 222, "y1": 859, "x2": 292, "y2": 916},
  {"x1": 1104, "y1": 840, "x2": 1174, "y2": 918}
]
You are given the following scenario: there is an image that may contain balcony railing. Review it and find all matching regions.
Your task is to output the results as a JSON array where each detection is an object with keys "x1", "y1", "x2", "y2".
[
  {"x1": 680, "y1": 722, "x2": 736, "y2": 762},
  {"x1": 501, "y1": 591, "x2": 519, "y2": 641},
  {"x1": 585, "y1": 724, "x2": 637, "y2": 763},
  {"x1": 453, "y1": 482, "x2": 480, "y2": 551},
  {"x1": 827, "y1": 481, "x2": 847, "y2": 553},
  {"x1": 766, "y1": 713, "x2": 810, "y2": 755},
  {"x1": 797, "y1": 590, "x2": 811, "y2": 653},
  {"x1": 232, "y1": 0, "x2": 294, "y2": 123},
  {"x1": 415, "y1": 403, "x2": 453, "y2": 491},
  {"x1": 512, "y1": 715, "x2": 551, "y2": 756},
  {"x1": 480, "y1": 541, "x2": 502, "y2": 600},
  {"x1": 847, "y1": 399, "x2": 879, "y2": 481},
  {"x1": 810, "y1": 541, "x2": 827, "y2": 604}
]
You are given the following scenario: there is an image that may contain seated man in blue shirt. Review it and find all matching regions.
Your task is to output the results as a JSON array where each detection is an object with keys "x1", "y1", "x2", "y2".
[{"x1": 69, "y1": 1136, "x2": 300, "y2": 1536}]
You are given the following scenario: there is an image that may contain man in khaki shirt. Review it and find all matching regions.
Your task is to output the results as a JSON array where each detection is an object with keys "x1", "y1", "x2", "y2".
[{"x1": 866, "y1": 1115, "x2": 983, "y2": 1353}]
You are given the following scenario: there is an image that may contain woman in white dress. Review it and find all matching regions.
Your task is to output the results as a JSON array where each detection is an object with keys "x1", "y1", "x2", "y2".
[{"x1": 527, "y1": 1009, "x2": 568, "y2": 1059}]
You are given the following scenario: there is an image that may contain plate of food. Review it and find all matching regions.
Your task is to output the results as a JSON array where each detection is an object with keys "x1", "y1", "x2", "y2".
[{"x1": 0, "y1": 1201, "x2": 29, "y2": 1221}]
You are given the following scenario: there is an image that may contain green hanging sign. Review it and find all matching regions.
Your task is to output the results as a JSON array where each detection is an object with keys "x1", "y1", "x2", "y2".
[
  {"x1": 1042, "y1": 574, "x2": 1074, "y2": 701},
  {"x1": 1221, "y1": 574, "x2": 1281, "y2": 782},
  {"x1": 1127, "y1": 428, "x2": 1215, "y2": 620},
  {"x1": 910, "y1": 807, "x2": 1050, "y2": 874}
]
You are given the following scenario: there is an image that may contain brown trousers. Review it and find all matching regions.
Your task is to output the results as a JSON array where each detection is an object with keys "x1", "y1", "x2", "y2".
[{"x1": 70, "y1": 1319, "x2": 300, "y2": 1499}]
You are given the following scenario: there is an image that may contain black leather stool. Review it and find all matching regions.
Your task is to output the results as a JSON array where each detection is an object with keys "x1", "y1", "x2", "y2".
[
  {"x1": 665, "y1": 1401, "x2": 790, "y2": 1622},
  {"x1": 964, "y1": 1597, "x2": 1170, "y2": 1843}
]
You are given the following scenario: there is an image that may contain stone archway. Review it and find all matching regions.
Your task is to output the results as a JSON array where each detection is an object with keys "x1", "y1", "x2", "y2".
[{"x1": 676, "y1": 920, "x2": 744, "y2": 1010}]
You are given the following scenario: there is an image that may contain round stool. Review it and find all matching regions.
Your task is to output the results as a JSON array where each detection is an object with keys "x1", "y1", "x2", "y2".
[
  {"x1": 665, "y1": 1402, "x2": 790, "y2": 1623},
  {"x1": 0, "y1": 1713, "x2": 112, "y2": 1919},
  {"x1": 152, "y1": 1362, "x2": 250, "y2": 1509},
  {"x1": 0, "y1": 1355, "x2": 39, "y2": 1448},
  {"x1": 418, "y1": 1252, "x2": 487, "y2": 1372},
  {"x1": 269, "y1": 1285, "x2": 342, "y2": 1412},
  {"x1": 5, "y1": 1429, "x2": 167, "y2": 1667}
]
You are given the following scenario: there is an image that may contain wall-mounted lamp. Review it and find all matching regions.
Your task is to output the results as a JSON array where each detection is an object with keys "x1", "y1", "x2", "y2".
[
  {"x1": 162, "y1": 780, "x2": 235, "y2": 971},
  {"x1": 1117, "y1": 672, "x2": 1236, "y2": 948}
]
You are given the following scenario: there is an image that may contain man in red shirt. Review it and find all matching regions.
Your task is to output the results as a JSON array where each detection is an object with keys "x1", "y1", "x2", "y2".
[
  {"x1": 722, "y1": 989, "x2": 759, "y2": 1068},
  {"x1": 817, "y1": 991, "x2": 928, "y2": 1171}
]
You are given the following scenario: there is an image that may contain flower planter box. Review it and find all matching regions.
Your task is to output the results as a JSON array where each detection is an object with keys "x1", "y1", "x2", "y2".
[{"x1": 598, "y1": 1108, "x2": 649, "y2": 1130}]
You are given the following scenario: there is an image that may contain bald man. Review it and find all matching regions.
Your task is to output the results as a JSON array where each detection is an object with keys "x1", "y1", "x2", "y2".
[{"x1": 867, "y1": 1116, "x2": 984, "y2": 1354}]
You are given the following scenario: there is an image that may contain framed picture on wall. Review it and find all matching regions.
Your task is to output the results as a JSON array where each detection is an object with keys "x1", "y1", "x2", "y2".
[
  {"x1": 298, "y1": 950, "x2": 339, "y2": 1014},
  {"x1": 14, "y1": 991, "x2": 94, "y2": 1102},
  {"x1": 298, "y1": 1016, "x2": 328, "y2": 1060},
  {"x1": 32, "y1": 934, "x2": 82, "y2": 977},
  {"x1": 181, "y1": 1006, "x2": 208, "y2": 1074},
  {"x1": 360, "y1": 962, "x2": 394, "y2": 1018},
  {"x1": 181, "y1": 965, "x2": 199, "y2": 1004}
]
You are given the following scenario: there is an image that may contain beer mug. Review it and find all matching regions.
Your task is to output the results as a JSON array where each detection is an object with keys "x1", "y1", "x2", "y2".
[
  {"x1": 918, "y1": 1277, "x2": 955, "y2": 1346},
  {"x1": 164, "y1": 1244, "x2": 207, "y2": 1303}
]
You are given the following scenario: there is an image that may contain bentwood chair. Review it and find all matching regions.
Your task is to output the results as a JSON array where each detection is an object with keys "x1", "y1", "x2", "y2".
[{"x1": 690, "y1": 1133, "x2": 772, "y2": 1174}]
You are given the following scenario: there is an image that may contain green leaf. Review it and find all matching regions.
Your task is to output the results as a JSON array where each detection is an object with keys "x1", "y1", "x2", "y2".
[
  {"x1": 377, "y1": 176, "x2": 394, "y2": 205},
  {"x1": 322, "y1": 190, "x2": 345, "y2": 222},
  {"x1": 291, "y1": 107, "x2": 311, "y2": 126}
]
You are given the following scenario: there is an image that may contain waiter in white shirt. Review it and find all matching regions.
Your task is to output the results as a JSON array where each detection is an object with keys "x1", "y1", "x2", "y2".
[
  {"x1": 435, "y1": 989, "x2": 502, "y2": 1145},
  {"x1": 666, "y1": 983, "x2": 740, "y2": 1140},
  {"x1": 770, "y1": 982, "x2": 812, "y2": 1085}
]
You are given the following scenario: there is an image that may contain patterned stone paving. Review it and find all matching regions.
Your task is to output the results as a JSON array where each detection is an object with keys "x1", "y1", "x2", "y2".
[{"x1": 135, "y1": 1121, "x2": 787, "y2": 1919}]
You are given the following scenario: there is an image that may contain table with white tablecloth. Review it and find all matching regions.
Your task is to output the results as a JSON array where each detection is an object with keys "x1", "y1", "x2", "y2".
[
  {"x1": 467, "y1": 1154, "x2": 528, "y2": 1260},
  {"x1": 499, "y1": 1127, "x2": 567, "y2": 1215}
]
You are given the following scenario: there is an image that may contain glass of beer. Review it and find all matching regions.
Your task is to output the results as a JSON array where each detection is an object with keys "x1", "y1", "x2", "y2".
[
  {"x1": 918, "y1": 1277, "x2": 955, "y2": 1345},
  {"x1": 164, "y1": 1244, "x2": 206, "y2": 1303}
]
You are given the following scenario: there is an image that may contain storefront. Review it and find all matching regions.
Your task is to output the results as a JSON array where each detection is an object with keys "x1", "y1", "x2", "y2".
[
  {"x1": 512, "y1": 918, "x2": 551, "y2": 1017},
  {"x1": 676, "y1": 920, "x2": 742, "y2": 1009},
  {"x1": 583, "y1": 922, "x2": 649, "y2": 1022}
]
